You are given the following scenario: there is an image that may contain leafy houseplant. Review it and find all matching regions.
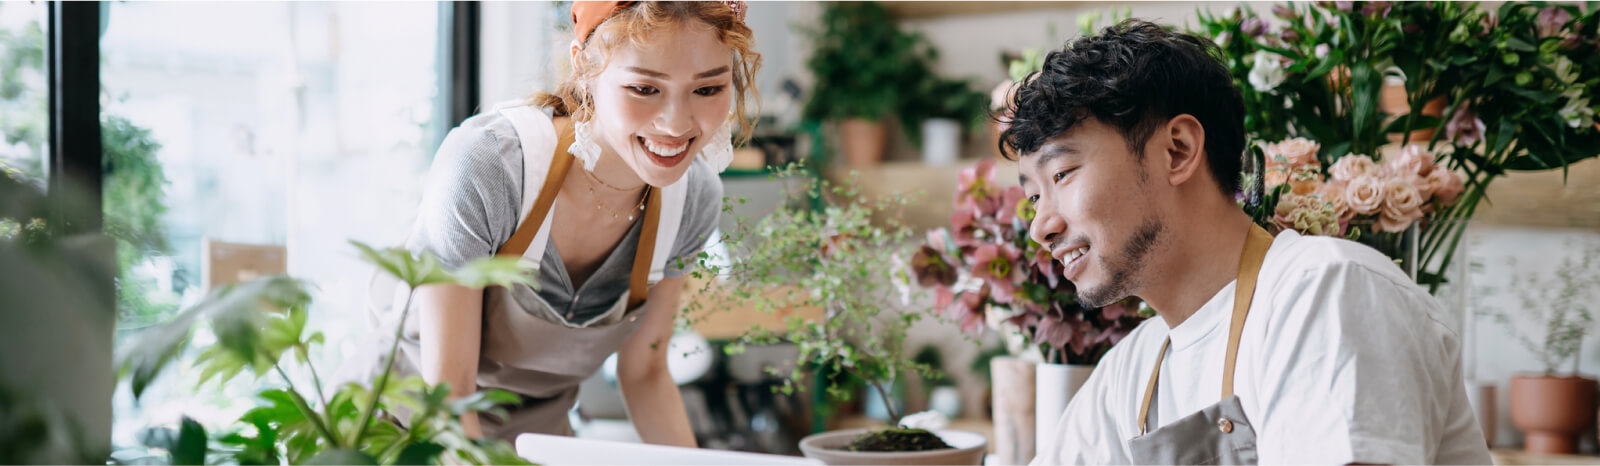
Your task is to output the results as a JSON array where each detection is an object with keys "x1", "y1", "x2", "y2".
[
  {"x1": 1196, "y1": 1, "x2": 1600, "y2": 292},
  {"x1": 1474, "y1": 238, "x2": 1600, "y2": 454},
  {"x1": 683, "y1": 165, "x2": 984, "y2": 461},
  {"x1": 112, "y1": 242, "x2": 536, "y2": 465},
  {"x1": 801, "y1": 2, "x2": 931, "y2": 168}
]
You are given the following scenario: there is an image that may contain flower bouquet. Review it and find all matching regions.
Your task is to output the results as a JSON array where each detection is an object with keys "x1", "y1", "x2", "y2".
[{"x1": 908, "y1": 159, "x2": 1145, "y2": 365}]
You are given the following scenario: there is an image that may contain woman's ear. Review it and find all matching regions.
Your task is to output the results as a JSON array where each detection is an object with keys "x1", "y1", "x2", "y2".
[{"x1": 569, "y1": 39, "x2": 582, "y2": 72}]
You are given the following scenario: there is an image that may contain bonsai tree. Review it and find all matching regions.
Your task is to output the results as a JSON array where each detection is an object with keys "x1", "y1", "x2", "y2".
[
  {"x1": 683, "y1": 165, "x2": 952, "y2": 452},
  {"x1": 111, "y1": 242, "x2": 536, "y2": 465}
]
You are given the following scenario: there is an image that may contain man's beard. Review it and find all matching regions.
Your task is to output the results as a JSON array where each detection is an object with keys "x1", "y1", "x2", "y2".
[{"x1": 1077, "y1": 218, "x2": 1163, "y2": 309}]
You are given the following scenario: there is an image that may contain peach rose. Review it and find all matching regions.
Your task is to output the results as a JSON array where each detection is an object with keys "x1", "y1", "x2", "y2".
[
  {"x1": 1345, "y1": 175, "x2": 1387, "y2": 216},
  {"x1": 1329, "y1": 154, "x2": 1378, "y2": 181},
  {"x1": 1265, "y1": 169, "x2": 1289, "y2": 189},
  {"x1": 1427, "y1": 168, "x2": 1466, "y2": 206},
  {"x1": 1389, "y1": 144, "x2": 1436, "y2": 178},
  {"x1": 1272, "y1": 137, "x2": 1321, "y2": 170},
  {"x1": 1378, "y1": 176, "x2": 1426, "y2": 233},
  {"x1": 1273, "y1": 193, "x2": 1311, "y2": 231},
  {"x1": 1317, "y1": 180, "x2": 1353, "y2": 220},
  {"x1": 1290, "y1": 169, "x2": 1322, "y2": 195}
]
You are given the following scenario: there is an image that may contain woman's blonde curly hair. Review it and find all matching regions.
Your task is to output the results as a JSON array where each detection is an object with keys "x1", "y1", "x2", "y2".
[{"x1": 532, "y1": 1, "x2": 762, "y2": 145}]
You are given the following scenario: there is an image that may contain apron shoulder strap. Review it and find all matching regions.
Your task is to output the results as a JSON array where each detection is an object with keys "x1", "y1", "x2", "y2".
[{"x1": 496, "y1": 105, "x2": 570, "y2": 258}]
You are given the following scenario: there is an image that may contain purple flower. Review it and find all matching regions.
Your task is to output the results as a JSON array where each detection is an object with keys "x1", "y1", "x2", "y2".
[
  {"x1": 1335, "y1": 1, "x2": 1354, "y2": 13},
  {"x1": 950, "y1": 207, "x2": 979, "y2": 246},
  {"x1": 957, "y1": 159, "x2": 1001, "y2": 216},
  {"x1": 1445, "y1": 105, "x2": 1486, "y2": 148},
  {"x1": 1242, "y1": 17, "x2": 1269, "y2": 38},
  {"x1": 910, "y1": 244, "x2": 958, "y2": 288},
  {"x1": 1281, "y1": 28, "x2": 1301, "y2": 43},
  {"x1": 1272, "y1": 5, "x2": 1299, "y2": 21},
  {"x1": 970, "y1": 243, "x2": 1023, "y2": 303},
  {"x1": 1539, "y1": 7, "x2": 1573, "y2": 39},
  {"x1": 997, "y1": 185, "x2": 1029, "y2": 225},
  {"x1": 1362, "y1": 1, "x2": 1391, "y2": 19}
]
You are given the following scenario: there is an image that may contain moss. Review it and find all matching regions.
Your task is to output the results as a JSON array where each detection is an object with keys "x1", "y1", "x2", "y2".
[{"x1": 843, "y1": 428, "x2": 952, "y2": 452}]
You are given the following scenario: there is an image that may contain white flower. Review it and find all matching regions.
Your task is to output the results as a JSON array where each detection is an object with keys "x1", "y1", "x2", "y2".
[
  {"x1": 1248, "y1": 50, "x2": 1287, "y2": 91},
  {"x1": 1559, "y1": 86, "x2": 1596, "y2": 129},
  {"x1": 1555, "y1": 56, "x2": 1580, "y2": 85},
  {"x1": 1315, "y1": 44, "x2": 1331, "y2": 59},
  {"x1": 899, "y1": 410, "x2": 950, "y2": 430}
]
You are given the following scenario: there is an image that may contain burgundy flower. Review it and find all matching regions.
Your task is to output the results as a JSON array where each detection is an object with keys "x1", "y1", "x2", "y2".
[
  {"x1": 1538, "y1": 7, "x2": 1572, "y2": 39},
  {"x1": 949, "y1": 284, "x2": 990, "y2": 333},
  {"x1": 1445, "y1": 105, "x2": 1486, "y2": 148},
  {"x1": 910, "y1": 244, "x2": 958, "y2": 288},
  {"x1": 1362, "y1": 1, "x2": 1391, "y2": 18},
  {"x1": 1281, "y1": 28, "x2": 1301, "y2": 43},
  {"x1": 1272, "y1": 5, "x2": 1299, "y2": 21},
  {"x1": 1242, "y1": 17, "x2": 1269, "y2": 38}
]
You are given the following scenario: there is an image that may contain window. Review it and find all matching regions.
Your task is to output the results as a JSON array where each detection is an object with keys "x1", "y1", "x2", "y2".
[
  {"x1": 0, "y1": 2, "x2": 48, "y2": 190},
  {"x1": 103, "y1": 2, "x2": 454, "y2": 448}
]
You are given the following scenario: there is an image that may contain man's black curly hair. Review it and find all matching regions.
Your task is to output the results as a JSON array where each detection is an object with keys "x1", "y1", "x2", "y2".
[{"x1": 999, "y1": 19, "x2": 1247, "y2": 196}]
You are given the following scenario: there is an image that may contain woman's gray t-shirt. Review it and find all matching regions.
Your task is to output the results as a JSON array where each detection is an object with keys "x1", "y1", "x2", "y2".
[{"x1": 406, "y1": 111, "x2": 722, "y2": 325}]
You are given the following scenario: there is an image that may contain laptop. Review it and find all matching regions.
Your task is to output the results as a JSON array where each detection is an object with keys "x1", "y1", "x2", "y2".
[{"x1": 516, "y1": 434, "x2": 824, "y2": 465}]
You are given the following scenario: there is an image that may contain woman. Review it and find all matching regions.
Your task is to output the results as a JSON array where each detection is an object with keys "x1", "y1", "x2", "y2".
[{"x1": 371, "y1": 1, "x2": 759, "y2": 445}]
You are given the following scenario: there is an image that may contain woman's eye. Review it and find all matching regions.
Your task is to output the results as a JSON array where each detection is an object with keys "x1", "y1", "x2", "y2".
[
  {"x1": 694, "y1": 85, "x2": 726, "y2": 96},
  {"x1": 627, "y1": 85, "x2": 659, "y2": 96}
]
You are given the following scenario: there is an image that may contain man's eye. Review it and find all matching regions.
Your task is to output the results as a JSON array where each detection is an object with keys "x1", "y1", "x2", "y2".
[
  {"x1": 628, "y1": 85, "x2": 659, "y2": 96},
  {"x1": 694, "y1": 85, "x2": 726, "y2": 96},
  {"x1": 1028, "y1": 195, "x2": 1040, "y2": 204},
  {"x1": 1054, "y1": 168, "x2": 1075, "y2": 182}
]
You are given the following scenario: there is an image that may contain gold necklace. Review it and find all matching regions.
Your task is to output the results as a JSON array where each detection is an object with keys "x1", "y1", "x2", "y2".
[
  {"x1": 585, "y1": 175, "x2": 648, "y2": 221},
  {"x1": 582, "y1": 167, "x2": 646, "y2": 191}
]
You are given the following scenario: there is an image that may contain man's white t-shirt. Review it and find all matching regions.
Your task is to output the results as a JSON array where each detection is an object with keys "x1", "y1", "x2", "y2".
[{"x1": 1032, "y1": 230, "x2": 1492, "y2": 465}]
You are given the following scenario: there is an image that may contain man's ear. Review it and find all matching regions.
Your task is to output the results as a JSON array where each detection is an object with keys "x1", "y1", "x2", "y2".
[{"x1": 1161, "y1": 114, "x2": 1207, "y2": 188}]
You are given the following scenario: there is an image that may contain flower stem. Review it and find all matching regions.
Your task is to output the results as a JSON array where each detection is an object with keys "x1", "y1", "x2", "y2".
[{"x1": 352, "y1": 287, "x2": 415, "y2": 446}]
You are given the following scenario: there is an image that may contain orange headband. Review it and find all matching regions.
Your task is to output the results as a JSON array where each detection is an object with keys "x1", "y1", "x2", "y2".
[{"x1": 571, "y1": 1, "x2": 747, "y2": 48}]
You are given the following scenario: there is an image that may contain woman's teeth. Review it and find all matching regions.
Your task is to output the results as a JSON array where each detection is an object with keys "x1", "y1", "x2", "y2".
[{"x1": 641, "y1": 137, "x2": 688, "y2": 157}]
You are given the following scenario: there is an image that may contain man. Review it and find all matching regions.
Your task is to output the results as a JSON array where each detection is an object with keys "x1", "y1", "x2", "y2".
[{"x1": 1007, "y1": 20, "x2": 1491, "y2": 465}]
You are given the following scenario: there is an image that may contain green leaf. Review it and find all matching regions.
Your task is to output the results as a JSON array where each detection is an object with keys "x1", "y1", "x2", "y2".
[
  {"x1": 395, "y1": 442, "x2": 446, "y2": 466},
  {"x1": 172, "y1": 417, "x2": 207, "y2": 465},
  {"x1": 450, "y1": 255, "x2": 539, "y2": 290},
  {"x1": 351, "y1": 240, "x2": 453, "y2": 289},
  {"x1": 1302, "y1": 48, "x2": 1346, "y2": 83},
  {"x1": 118, "y1": 309, "x2": 197, "y2": 399},
  {"x1": 306, "y1": 449, "x2": 379, "y2": 465}
]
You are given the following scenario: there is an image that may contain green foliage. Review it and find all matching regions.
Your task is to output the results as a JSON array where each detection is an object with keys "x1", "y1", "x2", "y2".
[
  {"x1": 896, "y1": 74, "x2": 991, "y2": 147},
  {"x1": 801, "y1": 2, "x2": 926, "y2": 122},
  {"x1": 684, "y1": 164, "x2": 936, "y2": 424},
  {"x1": 1195, "y1": 1, "x2": 1600, "y2": 292},
  {"x1": 115, "y1": 242, "x2": 537, "y2": 465},
  {"x1": 103, "y1": 114, "x2": 175, "y2": 327}
]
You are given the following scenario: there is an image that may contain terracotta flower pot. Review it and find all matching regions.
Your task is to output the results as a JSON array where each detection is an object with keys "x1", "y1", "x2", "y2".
[
  {"x1": 837, "y1": 118, "x2": 888, "y2": 168},
  {"x1": 1509, "y1": 374, "x2": 1598, "y2": 454},
  {"x1": 1380, "y1": 83, "x2": 1447, "y2": 143}
]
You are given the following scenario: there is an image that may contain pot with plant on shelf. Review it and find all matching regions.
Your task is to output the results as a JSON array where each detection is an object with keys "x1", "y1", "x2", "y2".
[{"x1": 1474, "y1": 238, "x2": 1600, "y2": 455}]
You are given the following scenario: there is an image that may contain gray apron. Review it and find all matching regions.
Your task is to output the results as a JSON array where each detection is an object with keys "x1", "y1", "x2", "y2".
[
  {"x1": 375, "y1": 104, "x2": 688, "y2": 441},
  {"x1": 1127, "y1": 225, "x2": 1274, "y2": 465}
]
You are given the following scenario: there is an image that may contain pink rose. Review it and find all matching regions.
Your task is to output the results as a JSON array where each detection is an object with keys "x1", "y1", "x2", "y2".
[
  {"x1": 1345, "y1": 175, "x2": 1387, "y2": 215},
  {"x1": 1329, "y1": 154, "x2": 1378, "y2": 181},
  {"x1": 1427, "y1": 169, "x2": 1466, "y2": 206},
  {"x1": 1389, "y1": 144, "x2": 1436, "y2": 178},
  {"x1": 1273, "y1": 193, "x2": 1310, "y2": 231},
  {"x1": 1378, "y1": 177, "x2": 1426, "y2": 233}
]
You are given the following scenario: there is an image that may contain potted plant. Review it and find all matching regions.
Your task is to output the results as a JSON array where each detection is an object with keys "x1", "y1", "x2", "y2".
[
  {"x1": 1196, "y1": 1, "x2": 1600, "y2": 293},
  {"x1": 907, "y1": 159, "x2": 1148, "y2": 464},
  {"x1": 109, "y1": 242, "x2": 535, "y2": 465},
  {"x1": 897, "y1": 71, "x2": 990, "y2": 166},
  {"x1": 1474, "y1": 239, "x2": 1600, "y2": 455},
  {"x1": 801, "y1": 2, "x2": 928, "y2": 168},
  {"x1": 683, "y1": 164, "x2": 986, "y2": 465}
]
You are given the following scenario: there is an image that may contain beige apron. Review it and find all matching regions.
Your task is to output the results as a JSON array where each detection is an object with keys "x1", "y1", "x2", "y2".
[
  {"x1": 378, "y1": 104, "x2": 688, "y2": 441},
  {"x1": 1127, "y1": 225, "x2": 1274, "y2": 465}
]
